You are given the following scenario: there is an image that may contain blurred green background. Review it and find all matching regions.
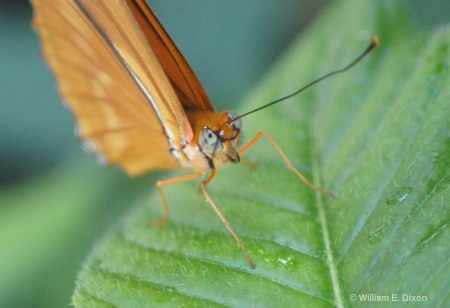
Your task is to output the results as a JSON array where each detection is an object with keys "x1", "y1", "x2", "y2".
[{"x1": 0, "y1": 0, "x2": 448, "y2": 307}]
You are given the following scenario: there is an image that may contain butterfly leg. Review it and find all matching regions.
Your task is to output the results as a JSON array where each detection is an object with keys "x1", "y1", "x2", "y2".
[
  {"x1": 151, "y1": 172, "x2": 204, "y2": 226},
  {"x1": 200, "y1": 169, "x2": 256, "y2": 269},
  {"x1": 239, "y1": 130, "x2": 335, "y2": 198}
]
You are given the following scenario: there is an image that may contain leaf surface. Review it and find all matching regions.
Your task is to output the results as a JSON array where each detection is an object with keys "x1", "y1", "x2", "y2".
[{"x1": 72, "y1": 0, "x2": 450, "y2": 306}]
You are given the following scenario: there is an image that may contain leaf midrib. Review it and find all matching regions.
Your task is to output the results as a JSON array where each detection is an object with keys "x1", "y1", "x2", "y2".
[{"x1": 311, "y1": 155, "x2": 344, "y2": 307}]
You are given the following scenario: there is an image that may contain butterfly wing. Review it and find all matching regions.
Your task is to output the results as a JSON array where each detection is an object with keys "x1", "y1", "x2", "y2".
[
  {"x1": 32, "y1": 0, "x2": 207, "y2": 176},
  {"x1": 126, "y1": 0, "x2": 214, "y2": 112}
]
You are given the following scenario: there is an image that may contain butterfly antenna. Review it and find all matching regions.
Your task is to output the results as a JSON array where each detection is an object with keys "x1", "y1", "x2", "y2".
[{"x1": 232, "y1": 35, "x2": 379, "y2": 122}]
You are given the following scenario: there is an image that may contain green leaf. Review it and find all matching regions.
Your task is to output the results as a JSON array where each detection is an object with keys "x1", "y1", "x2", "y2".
[{"x1": 72, "y1": 0, "x2": 450, "y2": 307}]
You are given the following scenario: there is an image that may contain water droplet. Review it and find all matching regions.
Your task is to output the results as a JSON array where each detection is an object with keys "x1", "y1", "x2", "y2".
[
  {"x1": 387, "y1": 187, "x2": 412, "y2": 205},
  {"x1": 368, "y1": 214, "x2": 398, "y2": 244},
  {"x1": 368, "y1": 229, "x2": 384, "y2": 244},
  {"x1": 259, "y1": 249, "x2": 298, "y2": 272},
  {"x1": 262, "y1": 253, "x2": 279, "y2": 269},
  {"x1": 277, "y1": 254, "x2": 298, "y2": 272},
  {"x1": 254, "y1": 247, "x2": 266, "y2": 256}
]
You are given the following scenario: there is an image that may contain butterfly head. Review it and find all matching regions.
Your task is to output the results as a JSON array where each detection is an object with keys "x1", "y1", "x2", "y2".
[{"x1": 198, "y1": 111, "x2": 242, "y2": 166}]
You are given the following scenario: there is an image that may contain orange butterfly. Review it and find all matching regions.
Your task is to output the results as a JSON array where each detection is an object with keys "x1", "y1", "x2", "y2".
[{"x1": 32, "y1": 0, "x2": 377, "y2": 268}]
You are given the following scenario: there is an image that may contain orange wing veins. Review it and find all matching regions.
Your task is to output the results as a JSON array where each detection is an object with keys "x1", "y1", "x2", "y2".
[{"x1": 127, "y1": 0, "x2": 215, "y2": 112}]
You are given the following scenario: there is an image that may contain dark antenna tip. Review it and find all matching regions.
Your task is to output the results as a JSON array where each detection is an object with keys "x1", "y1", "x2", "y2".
[{"x1": 232, "y1": 35, "x2": 379, "y2": 122}]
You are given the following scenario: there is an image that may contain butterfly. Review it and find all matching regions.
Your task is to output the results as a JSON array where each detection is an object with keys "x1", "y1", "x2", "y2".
[{"x1": 31, "y1": 0, "x2": 378, "y2": 268}]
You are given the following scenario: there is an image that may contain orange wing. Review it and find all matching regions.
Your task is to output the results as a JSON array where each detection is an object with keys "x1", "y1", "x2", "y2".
[
  {"x1": 126, "y1": 0, "x2": 214, "y2": 112},
  {"x1": 32, "y1": 0, "x2": 204, "y2": 176}
]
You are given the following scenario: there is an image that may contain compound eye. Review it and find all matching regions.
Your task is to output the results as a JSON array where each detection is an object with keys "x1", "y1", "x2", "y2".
[
  {"x1": 225, "y1": 110, "x2": 242, "y2": 130},
  {"x1": 199, "y1": 127, "x2": 223, "y2": 153}
]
